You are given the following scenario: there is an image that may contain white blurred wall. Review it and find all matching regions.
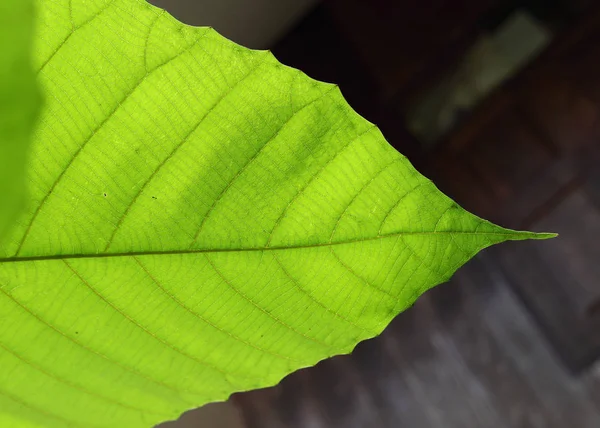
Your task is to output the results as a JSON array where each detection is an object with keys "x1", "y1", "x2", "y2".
[{"x1": 149, "y1": 0, "x2": 320, "y2": 48}]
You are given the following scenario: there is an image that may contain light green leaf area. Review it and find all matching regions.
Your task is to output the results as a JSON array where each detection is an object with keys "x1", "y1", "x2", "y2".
[
  {"x1": 0, "y1": 0, "x2": 554, "y2": 426},
  {"x1": 0, "y1": 0, "x2": 40, "y2": 241}
]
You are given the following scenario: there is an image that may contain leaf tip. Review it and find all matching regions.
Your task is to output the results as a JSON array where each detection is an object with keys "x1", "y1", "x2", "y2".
[
  {"x1": 508, "y1": 230, "x2": 558, "y2": 241},
  {"x1": 532, "y1": 232, "x2": 559, "y2": 240}
]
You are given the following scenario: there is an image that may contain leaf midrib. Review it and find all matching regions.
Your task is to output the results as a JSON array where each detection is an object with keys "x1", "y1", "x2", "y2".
[{"x1": 0, "y1": 230, "x2": 549, "y2": 264}]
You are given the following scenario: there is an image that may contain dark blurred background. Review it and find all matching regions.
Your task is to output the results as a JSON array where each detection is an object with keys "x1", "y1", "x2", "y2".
[{"x1": 153, "y1": 0, "x2": 600, "y2": 426}]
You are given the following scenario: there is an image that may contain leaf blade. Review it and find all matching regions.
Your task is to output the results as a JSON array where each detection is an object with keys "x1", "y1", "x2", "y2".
[{"x1": 0, "y1": 0, "x2": 552, "y2": 426}]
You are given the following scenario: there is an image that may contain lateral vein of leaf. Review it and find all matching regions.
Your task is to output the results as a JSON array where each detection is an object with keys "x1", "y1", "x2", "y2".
[
  {"x1": 329, "y1": 247, "x2": 396, "y2": 300},
  {"x1": 2, "y1": 230, "x2": 534, "y2": 264},
  {"x1": 266, "y1": 125, "x2": 378, "y2": 247},
  {"x1": 0, "y1": 340, "x2": 163, "y2": 416},
  {"x1": 190, "y1": 84, "x2": 339, "y2": 247},
  {"x1": 329, "y1": 157, "x2": 402, "y2": 242},
  {"x1": 36, "y1": 0, "x2": 118, "y2": 74},
  {"x1": 378, "y1": 181, "x2": 428, "y2": 235},
  {"x1": 0, "y1": 283, "x2": 205, "y2": 401},
  {"x1": 62, "y1": 260, "x2": 261, "y2": 385},
  {"x1": 272, "y1": 254, "x2": 375, "y2": 335},
  {"x1": 133, "y1": 256, "x2": 303, "y2": 363},
  {"x1": 104, "y1": 55, "x2": 270, "y2": 251},
  {"x1": 0, "y1": 385, "x2": 97, "y2": 428},
  {"x1": 16, "y1": 28, "x2": 211, "y2": 256},
  {"x1": 204, "y1": 255, "x2": 333, "y2": 352}
]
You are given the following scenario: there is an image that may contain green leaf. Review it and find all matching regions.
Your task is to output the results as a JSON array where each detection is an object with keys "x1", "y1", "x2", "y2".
[
  {"x1": 0, "y1": 0, "x2": 40, "y2": 241},
  {"x1": 0, "y1": 0, "x2": 554, "y2": 426}
]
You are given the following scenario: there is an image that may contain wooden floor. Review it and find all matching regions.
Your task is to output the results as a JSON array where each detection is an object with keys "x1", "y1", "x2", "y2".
[{"x1": 232, "y1": 253, "x2": 600, "y2": 428}]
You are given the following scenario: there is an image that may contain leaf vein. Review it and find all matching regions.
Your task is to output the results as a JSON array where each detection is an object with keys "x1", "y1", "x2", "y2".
[
  {"x1": 329, "y1": 157, "x2": 401, "y2": 243},
  {"x1": 133, "y1": 256, "x2": 302, "y2": 364},
  {"x1": 0, "y1": 339, "x2": 163, "y2": 416},
  {"x1": 190, "y1": 84, "x2": 339, "y2": 248},
  {"x1": 0, "y1": 386, "x2": 94, "y2": 428},
  {"x1": 62, "y1": 260, "x2": 260, "y2": 386},
  {"x1": 15, "y1": 28, "x2": 211, "y2": 257},
  {"x1": 266, "y1": 125, "x2": 377, "y2": 247},
  {"x1": 0, "y1": 282, "x2": 203, "y2": 402},
  {"x1": 204, "y1": 254, "x2": 334, "y2": 354},
  {"x1": 273, "y1": 253, "x2": 375, "y2": 335},
  {"x1": 0, "y1": 230, "x2": 538, "y2": 264}
]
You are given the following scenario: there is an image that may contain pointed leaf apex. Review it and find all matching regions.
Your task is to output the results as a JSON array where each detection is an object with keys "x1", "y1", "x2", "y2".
[{"x1": 507, "y1": 230, "x2": 558, "y2": 241}]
